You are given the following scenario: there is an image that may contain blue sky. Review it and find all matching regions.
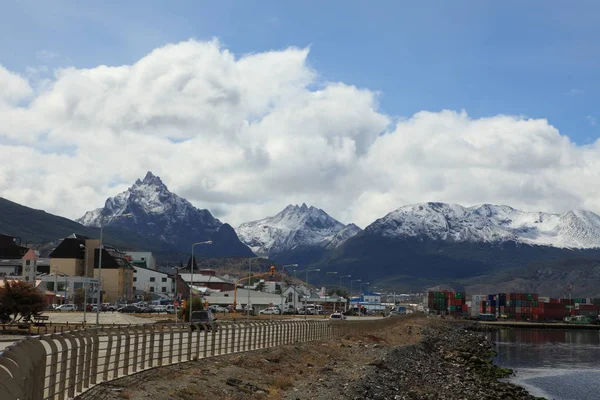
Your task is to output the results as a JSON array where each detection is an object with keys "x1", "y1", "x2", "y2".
[
  {"x1": 0, "y1": 1, "x2": 600, "y2": 144},
  {"x1": 2, "y1": 1, "x2": 599, "y2": 145}
]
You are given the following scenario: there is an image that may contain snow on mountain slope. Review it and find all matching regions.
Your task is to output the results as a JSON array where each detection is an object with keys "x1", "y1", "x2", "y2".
[
  {"x1": 365, "y1": 202, "x2": 600, "y2": 249},
  {"x1": 236, "y1": 204, "x2": 362, "y2": 257}
]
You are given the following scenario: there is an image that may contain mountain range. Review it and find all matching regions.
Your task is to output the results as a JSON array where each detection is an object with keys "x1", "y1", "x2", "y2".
[
  {"x1": 236, "y1": 203, "x2": 362, "y2": 264},
  {"x1": 4, "y1": 172, "x2": 600, "y2": 295}
]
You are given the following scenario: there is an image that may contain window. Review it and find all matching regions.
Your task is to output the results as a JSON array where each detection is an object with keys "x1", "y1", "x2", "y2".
[
  {"x1": 133, "y1": 277, "x2": 137, "y2": 282},
  {"x1": 150, "y1": 277, "x2": 155, "y2": 282},
  {"x1": 162, "y1": 287, "x2": 167, "y2": 293},
  {"x1": 150, "y1": 287, "x2": 155, "y2": 292},
  {"x1": 26, "y1": 260, "x2": 30, "y2": 266},
  {"x1": 133, "y1": 286, "x2": 136, "y2": 291},
  {"x1": 161, "y1": 277, "x2": 167, "y2": 282},
  {"x1": 288, "y1": 293, "x2": 293, "y2": 302}
]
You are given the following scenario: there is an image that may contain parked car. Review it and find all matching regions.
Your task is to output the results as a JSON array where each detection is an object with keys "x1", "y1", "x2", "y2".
[
  {"x1": 55, "y1": 304, "x2": 76, "y2": 312},
  {"x1": 165, "y1": 305, "x2": 180, "y2": 314},
  {"x1": 118, "y1": 305, "x2": 144, "y2": 313},
  {"x1": 101, "y1": 303, "x2": 117, "y2": 312},
  {"x1": 190, "y1": 310, "x2": 218, "y2": 331},
  {"x1": 150, "y1": 305, "x2": 167, "y2": 313},
  {"x1": 329, "y1": 312, "x2": 346, "y2": 321},
  {"x1": 259, "y1": 307, "x2": 281, "y2": 315}
]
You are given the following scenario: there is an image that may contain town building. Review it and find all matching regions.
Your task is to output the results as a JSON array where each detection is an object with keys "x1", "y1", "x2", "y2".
[
  {"x1": 132, "y1": 264, "x2": 176, "y2": 298},
  {"x1": 49, "y1": 236, "x2": 99, "y2": 277},
  {"x1": 350, "y1": 291, "x2": 385, "y2": 311},
  {"x1": 94, "y1": 247, "x2": 135, "y2": 303}
]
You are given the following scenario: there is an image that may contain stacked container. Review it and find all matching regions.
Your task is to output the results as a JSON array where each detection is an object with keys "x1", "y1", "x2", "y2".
[{"x1": 427, "y1": 291, "x2": 466, "y2": 316}]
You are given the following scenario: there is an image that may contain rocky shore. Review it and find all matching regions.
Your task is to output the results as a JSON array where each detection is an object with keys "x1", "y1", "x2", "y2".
[{"x1": 348, "y1": 320, "x2": 541, "y2": 400}]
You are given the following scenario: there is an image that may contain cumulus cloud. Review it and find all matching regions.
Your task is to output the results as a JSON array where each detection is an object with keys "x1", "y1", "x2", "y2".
[{"x1": 0, "y1": 39, "x2": 599, "y2": 229}]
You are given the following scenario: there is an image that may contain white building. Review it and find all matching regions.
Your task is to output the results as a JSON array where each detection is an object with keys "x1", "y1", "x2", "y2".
[
  {"x1": 126, "y1": 252, "x2": 156, "y2": 270},
  {"x1": 205, "y1": 288, "x2": 286, "y2": 312},
  {"x1": 132, "y1": 265, "x2": 175, "y2": 297},
  {"x1": 35, "y1": 274, "x2": 100, "y2": 305}
]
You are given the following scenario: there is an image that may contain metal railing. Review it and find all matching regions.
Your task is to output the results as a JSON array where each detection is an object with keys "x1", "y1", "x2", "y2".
[{"x1": 0, "y1": 318, "x2": 396, "y2": 400}]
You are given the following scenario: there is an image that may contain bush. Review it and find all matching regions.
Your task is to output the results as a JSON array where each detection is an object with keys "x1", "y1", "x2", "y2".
[
  {"x1": 178, "y1": 297, "x2": 205, "y2": 322},
  {"x1": 0, "y1": 279, "x2": 46, "y2": 323}
]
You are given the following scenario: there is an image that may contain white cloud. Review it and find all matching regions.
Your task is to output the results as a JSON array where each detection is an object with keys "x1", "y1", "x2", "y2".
[{"x1": 1, "y1": 39, "x2": 600, "y2": 230}]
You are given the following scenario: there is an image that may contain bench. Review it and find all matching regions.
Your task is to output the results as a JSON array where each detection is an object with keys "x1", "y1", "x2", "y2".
[{"x1": 33, "y1": 315, "x2": 49, "y2": 326}]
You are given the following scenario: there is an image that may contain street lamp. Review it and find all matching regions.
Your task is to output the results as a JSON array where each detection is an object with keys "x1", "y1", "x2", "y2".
[
  {"x1": 339, "y1": 275, "x2": 351, "y2": 312},
  {"x1": 190, "y1": 240, "x2": 213, "y2": 322},
  {"x1": 360, "y1": 282, "x2": 370, "y2": 293},
  {"x1": 79, "y1": 244, "x2": 88, "y2": 325},
  {"x1": 350, "y1": 279, "x2": 361, "y2": 296},
  {"x1": 280, "y1": 264, "x2": 298, "y2": 314},
  {"x1": 96, "y1": 213, "x2": 133, "y2": 326},
  {"x1": 324, "y1": 272, "x2": 337, "y2": 311}
]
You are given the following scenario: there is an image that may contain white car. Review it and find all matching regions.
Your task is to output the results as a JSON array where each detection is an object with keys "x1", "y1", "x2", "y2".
[
  {"x1": 259, "y1": 307, "x2": 281, "y2": 315},
  {"x1": 55, "y1": 304, "x2": 76, "y2": 312},
  {"x1": 329, "y1": 312, "x2": 346, "y2": 321}
]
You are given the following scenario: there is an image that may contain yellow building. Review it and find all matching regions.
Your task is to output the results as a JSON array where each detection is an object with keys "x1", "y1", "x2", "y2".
[
  {"x1": 94, "y1": 247, "x2": 135, "y2": 303},
  {"x1": 49, "y1": 236, "x2": 99, "y2": 277}
]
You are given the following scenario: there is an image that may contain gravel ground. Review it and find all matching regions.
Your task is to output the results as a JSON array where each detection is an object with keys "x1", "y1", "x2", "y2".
[{"x1": 78, "y1": 316, "x2": 543, "y2": 400}]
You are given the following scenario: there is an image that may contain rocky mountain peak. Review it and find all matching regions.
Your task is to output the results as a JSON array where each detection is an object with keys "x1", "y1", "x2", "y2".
[
  {"x1": 76, "y1": 173, "x2": 253, "y2": 256},
  {"x1": 236, "y1": 204, "x2": 362, "y2": 259}
]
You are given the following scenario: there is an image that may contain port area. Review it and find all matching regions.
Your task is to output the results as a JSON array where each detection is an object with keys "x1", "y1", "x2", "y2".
[{"x1": 480, "y1": 320, "x2": 600, "y2": 330}]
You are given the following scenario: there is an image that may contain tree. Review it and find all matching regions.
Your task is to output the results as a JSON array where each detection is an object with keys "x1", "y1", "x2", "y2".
[
  {"x1": 143, "y1": 291, "x2": 153, "y2": 302},
  {"x1": 0, "y1": 279, "x2": 46, "y2": 323},
  {"x1": 178, "y1": 297, "x2": 205, "y2": 322},
  {"x1": 73, "y1": 288, "x2": 85, "y2": 308}
]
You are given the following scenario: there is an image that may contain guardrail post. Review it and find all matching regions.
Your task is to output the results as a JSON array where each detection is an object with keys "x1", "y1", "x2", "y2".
[
  {"x1": 242, "y1": 321, "x2": 248, "y2": 351},
  {"x1": 230, "y1": 323, "x2": 236, "y2": 354},
  {"x1": 102, "y1": 329, "x2": 114, "y2": 382},
  {"x1": 157, "y1": 326, "x2": 164, "y2": 367},
  {"x1": 148, "y1": 326, "x2": 156, "y2": 368},
  {"x1": 141, "y1": 325, "x2": 148, "y2": 370},
  {"x1": 203, "y1": 325, "x2": 209, "y2": 358},
  {"x1": 178, "y1": 325, "x2": 184, "y2": 363},
  {"x1": 210, "y1": 324, "x2": 217, "y2": 356},
  {"x1": 167, "y1": 325, "x2": 175, "y2": 364},
  {"x1": 55, "y1": 335, "x2": 70, "y2": 400},
  {"x1": 114, "y1": 328, "x2": 123, "y2": 378},
  {"x1": 72, "y1": 331, "x2": 86, "y2": 393},
  {"x1": 122, "y1": 327, "x2": 131, "y2": 376},
  {"x1": 43, "y1": 335, "x2": 59, "y2": 397},
  {"x1": 218, "y1": 323, "x2": 224, "y2": 355},
  {"x1": 195, "y1": 324, "x2": 202, "y2": 359},
  {"x1": 131, "y1": 327, "x2": 139, "y2": 374},
  {"x1": 187, "y1": 324, "x2": 193, "y2": 361}
]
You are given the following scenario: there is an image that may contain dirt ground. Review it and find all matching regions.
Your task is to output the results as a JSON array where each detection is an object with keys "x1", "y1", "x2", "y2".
[{"x1": 78, "y1": 314, "x2": 426, "y2": 400}]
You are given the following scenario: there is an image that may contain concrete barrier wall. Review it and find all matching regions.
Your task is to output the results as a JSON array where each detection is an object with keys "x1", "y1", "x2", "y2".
[{"x1": 0, "y1": 318, "x2": 396, "y2": 400}]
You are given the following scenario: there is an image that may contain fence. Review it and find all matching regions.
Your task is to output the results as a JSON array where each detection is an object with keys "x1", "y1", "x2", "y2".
[{"x1": 0, "y1": 318, "x2": 396, "y2": 400}]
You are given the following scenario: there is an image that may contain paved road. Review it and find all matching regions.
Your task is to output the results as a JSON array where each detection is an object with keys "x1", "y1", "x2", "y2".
[{"x1": 43, "y1": 311, "x2": 152, "y2": 325}]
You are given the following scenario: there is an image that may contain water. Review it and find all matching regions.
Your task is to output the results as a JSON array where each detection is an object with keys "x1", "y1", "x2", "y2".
[{"x1": 487, "y1": 328, "x2": 600, "y2": 400}]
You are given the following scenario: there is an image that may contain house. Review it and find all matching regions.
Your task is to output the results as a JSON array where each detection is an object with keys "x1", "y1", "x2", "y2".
[
  {"x1": 282, "y1": 285, "x2": 305, "y2": 310},
  {"x1": 0, "y1": 233, "x2": 30, "y2": 276},
  {"x1": 133, "y1": 264, "x2": 176, "y2": 298},
  {"x1": 179, "y1": 270, "x2": 236, "y2": 292}
]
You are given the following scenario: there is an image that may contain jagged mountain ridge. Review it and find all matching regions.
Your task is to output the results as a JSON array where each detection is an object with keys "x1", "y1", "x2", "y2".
[
  {"x1": 236, "y1": 204, "x2": 362, "y2": 259},
  {"x1": 366, "y1": 202, "x2": 600, "y2": 249},
  {"x1": 78, "y1": 172, "x2": 254, "y2": 257}
]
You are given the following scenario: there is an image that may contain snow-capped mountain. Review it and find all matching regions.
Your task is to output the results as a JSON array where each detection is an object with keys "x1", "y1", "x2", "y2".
[
  {"x1": 236, "y1": 204, "x2": 362, "y2": 259},
  {"x1": 364, "y1": 202, "x2": 600, "y2": 249},
  {"x1": 78, "y1": 172, "x2": 254, "y2": 257}
]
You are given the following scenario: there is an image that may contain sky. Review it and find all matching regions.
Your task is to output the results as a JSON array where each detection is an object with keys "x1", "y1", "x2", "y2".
[{"x1": 1, "y1": 1, "x2": 600, "y2": 227}]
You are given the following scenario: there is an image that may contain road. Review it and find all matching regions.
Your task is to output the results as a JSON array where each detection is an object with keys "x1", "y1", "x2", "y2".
[{"x1": 43, "y1": 311, "x2": 153, "y2": 324}]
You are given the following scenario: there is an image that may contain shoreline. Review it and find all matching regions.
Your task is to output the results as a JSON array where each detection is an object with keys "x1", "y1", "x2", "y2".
[{"x1": 348, "y1": 319, "x2": 544, "y2": 400}]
